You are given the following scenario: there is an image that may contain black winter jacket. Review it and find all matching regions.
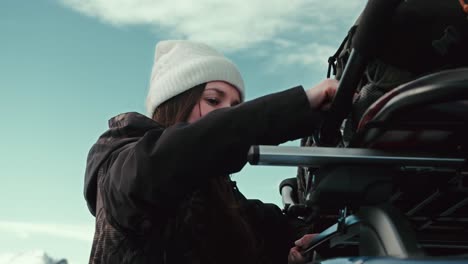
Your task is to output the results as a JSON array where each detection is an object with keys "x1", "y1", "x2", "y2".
[{"x1": 84, "y1": 87, "x2": 324, "y2": 264}]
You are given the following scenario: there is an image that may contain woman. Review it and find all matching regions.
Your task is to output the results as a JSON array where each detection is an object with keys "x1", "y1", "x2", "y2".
[{"x1": 84, "y1": 40, "x2": 337, "y2": 264}]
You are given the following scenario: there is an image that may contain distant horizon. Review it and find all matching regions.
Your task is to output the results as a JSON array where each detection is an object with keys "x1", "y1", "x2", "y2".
[{"x1": 0, "y1": 250, "x2": 68, "y2": 264}]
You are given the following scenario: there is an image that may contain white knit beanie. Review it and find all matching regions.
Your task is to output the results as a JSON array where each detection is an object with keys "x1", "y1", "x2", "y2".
[{"x1": 145, "y1": 40, "x2": 245, "y2": 117}]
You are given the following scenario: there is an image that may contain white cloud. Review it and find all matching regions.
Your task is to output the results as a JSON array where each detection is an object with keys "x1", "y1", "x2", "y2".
[
  {"x1": 59, "y1": 0, "x2": 364, "y2": 52},
  {"x1": 0, "y1": 250, "x2": 64, "y2": 264},
  {"x1": 276, "y1": 42, "x2": 336, "y2": 67},
  {"x1": 0, "y1": 221, "x2": 93, "y2": 242}
]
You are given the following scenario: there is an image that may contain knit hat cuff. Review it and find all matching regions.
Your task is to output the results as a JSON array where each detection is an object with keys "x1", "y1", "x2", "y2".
[{"x1": 146, "y1": 56, "x2": 244, "y2": 117}]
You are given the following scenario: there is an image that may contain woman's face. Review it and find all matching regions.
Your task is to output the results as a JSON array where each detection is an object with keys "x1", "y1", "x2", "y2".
[{"x1": 187, "y1": 81, "x2": 241, "y2": 123}]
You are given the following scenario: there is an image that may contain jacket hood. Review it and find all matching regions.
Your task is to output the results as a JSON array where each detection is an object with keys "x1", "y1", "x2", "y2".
[{"x1": 84, "y1": 112, "x2": 164, "y2": 216}]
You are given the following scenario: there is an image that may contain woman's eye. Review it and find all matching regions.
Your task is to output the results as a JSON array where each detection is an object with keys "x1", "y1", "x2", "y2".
[{"x1": 206, "y1": 98, "x2": 220, "y2": 106}]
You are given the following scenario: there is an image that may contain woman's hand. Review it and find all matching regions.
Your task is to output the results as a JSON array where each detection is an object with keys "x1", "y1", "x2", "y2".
[
  {"x1": 288, "y1": 234, "x2": 317, "y2": 264},
  {"x1": 305, "y1": 79, "x2": 338, "y2": 110}
]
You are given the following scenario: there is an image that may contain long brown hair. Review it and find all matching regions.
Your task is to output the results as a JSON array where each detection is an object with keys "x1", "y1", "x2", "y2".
[
  {"x1": 151, "y1": 83, "x2": 259, "y2": 263},
  {"x1": 152, "y1": 83, "x2": 206, "y2": 127}
]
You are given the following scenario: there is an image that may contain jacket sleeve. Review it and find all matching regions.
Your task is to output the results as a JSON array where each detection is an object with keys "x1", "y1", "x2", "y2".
[{"x1": 101, "y1": 86, "x2": 323, "y2": 233}]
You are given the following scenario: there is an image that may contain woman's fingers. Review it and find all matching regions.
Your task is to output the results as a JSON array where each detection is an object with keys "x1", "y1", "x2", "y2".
[
  {"x1": 295, "y1": 233, "x2": 317, "y2": 247},
  {"x1": 288, "y1": 234, "x2": 318, "y2": 264},
  {"x1": 288, "y1": 247, "x2": 306, "y2": 264},
  {"x1": 306, "y1": 79, "x2": 339, "y2": 109}
]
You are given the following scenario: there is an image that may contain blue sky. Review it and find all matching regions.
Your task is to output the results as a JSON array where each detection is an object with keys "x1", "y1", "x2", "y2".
[{"x1": 0, "y1": 0, "x2": 364, "y2": 263}]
